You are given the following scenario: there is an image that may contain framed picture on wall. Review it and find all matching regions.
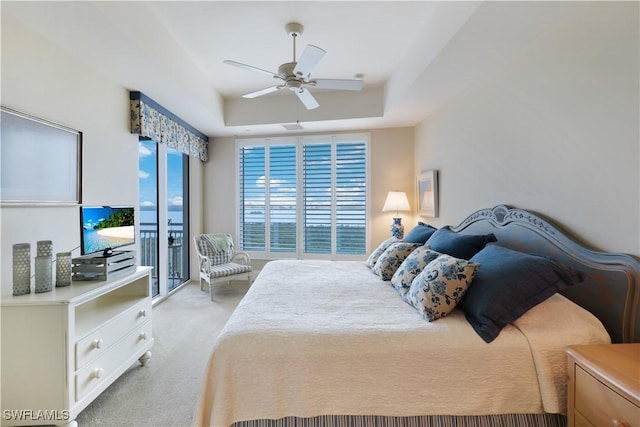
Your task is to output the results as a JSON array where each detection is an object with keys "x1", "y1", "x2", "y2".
[
  {"x1": 417, "y1": 170, "x2": 438, "y2": 217},
  {"x1": 1, "y1": 106, "x2": 82, "y2": 205}
]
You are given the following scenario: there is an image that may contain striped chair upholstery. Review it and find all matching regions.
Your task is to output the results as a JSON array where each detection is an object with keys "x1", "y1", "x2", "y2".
[{"x1": 210, "y1": 262, "x2": 252, "y2": 278}]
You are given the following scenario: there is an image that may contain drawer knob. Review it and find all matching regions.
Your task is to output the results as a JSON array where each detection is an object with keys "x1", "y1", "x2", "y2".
[
  {"x1": 139, "y1": 309, "x2": 147, "y2": 317},
  {"x1": 92, "y1": 368, "x2": 104, "y2": 379},
  {"x1": 139, "y1": 332, "x2": 147, "y2": 340},
  {"x1": 611, "y1": 420, "x2": 630, "y2": 427},
  {"x1": 91, "y1": 339, "x2": 104, "y2": 349}
]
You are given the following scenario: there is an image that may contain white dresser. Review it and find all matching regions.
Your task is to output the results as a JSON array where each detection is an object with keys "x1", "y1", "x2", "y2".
[{"x1": 1, "y1": 267, "x2": 153, "y2": 427}]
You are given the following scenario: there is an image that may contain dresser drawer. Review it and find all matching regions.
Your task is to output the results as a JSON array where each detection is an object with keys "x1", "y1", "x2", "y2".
[
  {"x1": 75, "y1": 299, "x2": 151, "y2": 369},
  {"x1": 75, "y1": 321, "x2": 152, "y2": 402},
  {"x1": 575, "y1": 365, "x2": 639, "y2": 427},
  {"x1": 574, "y1": 411, "x2": 594, "y2": 427}
]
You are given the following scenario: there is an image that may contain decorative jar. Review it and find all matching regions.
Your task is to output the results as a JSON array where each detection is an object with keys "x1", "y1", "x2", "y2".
[
  {"x1": 12, "y1": 243, "x2": 31, "y2": 295},
  {"x1": 56, "y1": 252, "x2": 72, "y2": 287},
  {"x1": 35, "y1": 255, "x2": 53, "y2": 293},
  {"x1": 37, "y1": 240, "x2": 53, "y2": 257}
]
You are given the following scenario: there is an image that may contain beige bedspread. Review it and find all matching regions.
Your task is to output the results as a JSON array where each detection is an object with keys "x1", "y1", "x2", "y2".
[{"x1": 194, "y1": 260, "x2": 610, "y2": 427}]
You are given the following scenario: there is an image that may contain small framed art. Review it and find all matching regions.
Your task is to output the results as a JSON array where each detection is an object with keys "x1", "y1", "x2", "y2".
[{"x1": 417, "y1": 170, "x2": 438, "y2": 217}]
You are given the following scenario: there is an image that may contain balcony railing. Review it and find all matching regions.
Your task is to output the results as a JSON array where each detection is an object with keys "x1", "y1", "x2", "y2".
[
  {"x1": 241, "y1": 222, "x2": 366, "y2": 255},
  {"x1": 140, "y1": 223, "x2": 187, "y2": 294}
]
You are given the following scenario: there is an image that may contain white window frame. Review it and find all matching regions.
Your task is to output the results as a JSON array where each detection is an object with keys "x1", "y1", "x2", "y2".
[{"x1": 236, "y1": 133, "x2": 370, "y2": 261}]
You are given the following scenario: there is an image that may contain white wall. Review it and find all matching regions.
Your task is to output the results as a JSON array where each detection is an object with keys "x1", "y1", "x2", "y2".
[
  {"x1": 414, "y1": 1, "x2": 639, "y2": 256},
  {"x1": 204, "y1": 127, "x2": 416, "y2": 259},
  {"x1": 0, "y1": 14, "x2": 206, "y2": 290}
]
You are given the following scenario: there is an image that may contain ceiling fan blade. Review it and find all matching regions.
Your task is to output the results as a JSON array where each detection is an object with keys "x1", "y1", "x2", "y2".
[
  {"x1": 312, "y1": 79, "x2": 364, "y2": 91},
  {"x1": 293, "y1": 45, "x2": 326, "y2": 80},
  {"x1": 294, "y1": 88, "x2": 319, "y2": 110},
  {"x1": 243, "y1": 86, "x2": 281, "y2": 99},
  {"x1": 223, "y1": 60, "x2": 280, "y2": 79}
]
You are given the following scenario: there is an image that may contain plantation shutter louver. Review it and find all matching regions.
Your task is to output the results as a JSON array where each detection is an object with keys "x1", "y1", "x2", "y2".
[
  {"x1": 336, "y1": 142, "x2": 367, "y2": 255},
  {"x1": 238, "y1": 146, "x2": 265, "y2": 251},
  {"x1": 269, "y1": 145, "x2": 297, "y2": 253},
  {"x1": 303, "y1": 144, "x2": 332, "y2": 254}
]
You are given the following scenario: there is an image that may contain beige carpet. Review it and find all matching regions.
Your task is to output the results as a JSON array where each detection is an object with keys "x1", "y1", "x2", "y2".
[{"x1": 75, "y1": 281, "x2": 248, "y2": 427}]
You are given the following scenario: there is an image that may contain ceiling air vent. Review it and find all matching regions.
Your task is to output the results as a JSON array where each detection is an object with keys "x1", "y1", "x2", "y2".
[{"x1": 282, "y1": 122, "x2": 304, "y2": 131}]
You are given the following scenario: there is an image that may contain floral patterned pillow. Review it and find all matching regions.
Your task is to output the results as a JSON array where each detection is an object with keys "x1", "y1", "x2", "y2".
[
  {"x1": 408, "y1": 254, "x2": 479, "y2": 321},
  {"x1": 373, "y1": 242, "x2": 421, "y2": 281},
  {"x1": 365, "y1": 236, "x2": 399, "y2": 269},
  {"x1": 390, "y1": 246, "x2": 442, "y2": 299}
]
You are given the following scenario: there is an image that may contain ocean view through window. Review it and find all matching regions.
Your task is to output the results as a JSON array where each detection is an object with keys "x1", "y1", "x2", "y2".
[
  {"x1": 237, "y1": 134, "x2": 369, "y2": 259},
  {"x1": 139, "y1": 139, "x2": 190, "y2": 298}
]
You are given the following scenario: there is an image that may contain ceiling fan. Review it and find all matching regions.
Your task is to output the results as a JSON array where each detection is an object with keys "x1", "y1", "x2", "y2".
[{"x1": 223, "y1": 22, "x2": 364, "y2": 110}]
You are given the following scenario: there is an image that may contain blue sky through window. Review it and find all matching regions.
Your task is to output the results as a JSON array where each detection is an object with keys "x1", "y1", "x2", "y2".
[{"x1": 139, "y1": 140, "x2": 184, "y2": 223}]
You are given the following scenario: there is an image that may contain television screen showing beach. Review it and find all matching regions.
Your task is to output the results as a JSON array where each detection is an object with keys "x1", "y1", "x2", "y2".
[{"x1": 82, "y1": 206, "x2": 135, "y2": 254}]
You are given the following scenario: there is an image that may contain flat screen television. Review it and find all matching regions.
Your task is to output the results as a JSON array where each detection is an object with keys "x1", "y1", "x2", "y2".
[{"x1": 80, "y1": 205, "x2": 135, "y2": 256}]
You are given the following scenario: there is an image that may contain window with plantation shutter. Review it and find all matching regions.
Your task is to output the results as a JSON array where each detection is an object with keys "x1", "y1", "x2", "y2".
[
  {"x1": 238, "y1": 146, "x2": 265, "y2": 251},
  {"x1": 303, "y1": 143, "x2": 332, "y2": 254},
  {"x1": 335, "y1": 141, "x2": 367, "y2": 255},
  {"x1": 237, "y1": 134, "x2": 368, "y2": 259},
  {"x1": 269, "y1": 145, "x2": 297, "y2": 252}
]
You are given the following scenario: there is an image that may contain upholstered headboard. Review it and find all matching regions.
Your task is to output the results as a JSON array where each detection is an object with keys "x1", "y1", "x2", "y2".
[{"x1": 449, "y1": 205, "x2": 640, "y2": 343}]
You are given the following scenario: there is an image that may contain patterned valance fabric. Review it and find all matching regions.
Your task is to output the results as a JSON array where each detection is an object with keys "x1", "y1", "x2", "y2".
[{"x1": 129, "y1": 91, "x2": 209, "y2": 162}]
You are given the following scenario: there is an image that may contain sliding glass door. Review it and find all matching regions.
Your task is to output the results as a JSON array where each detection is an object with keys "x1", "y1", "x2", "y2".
[
  {"x1": 167, "y1": 147, "x2": 189, "y2": 292},
  {"x1": 139, "y1": 139, "x2": 189, "y2": 298},
  {"x1": 139, "y1": 139, "x2": 159, "y2": 296}
]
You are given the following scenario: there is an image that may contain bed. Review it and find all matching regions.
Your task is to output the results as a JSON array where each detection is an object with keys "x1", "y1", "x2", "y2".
[{"x1": 193, "y1": 205, "x2": 640, "y2": 427}]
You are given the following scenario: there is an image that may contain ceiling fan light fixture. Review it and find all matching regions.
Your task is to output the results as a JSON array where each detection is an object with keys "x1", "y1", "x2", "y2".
[{"x1": 287, "y1": 80, "x2": 302, "y2": 91}]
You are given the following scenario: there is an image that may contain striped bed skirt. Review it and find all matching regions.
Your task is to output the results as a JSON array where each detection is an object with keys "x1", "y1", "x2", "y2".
[{"x1": 232, "y1": 414, "x2": 566, "y2": 427}]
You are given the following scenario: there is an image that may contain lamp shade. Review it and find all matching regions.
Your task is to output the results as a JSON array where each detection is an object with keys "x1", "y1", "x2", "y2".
[{"x1": 382, "y1": 191, "x2": 410, "y2": 213}]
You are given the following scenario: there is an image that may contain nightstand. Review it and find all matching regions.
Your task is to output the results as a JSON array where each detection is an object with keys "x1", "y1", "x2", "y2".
[{"x1": 567, "y1": 344, "x2": 640, "y2": 427}]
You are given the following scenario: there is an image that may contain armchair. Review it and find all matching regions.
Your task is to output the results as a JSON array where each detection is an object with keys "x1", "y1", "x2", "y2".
[{"x1": 193, "y1": 233, "x2": 252, "y2": 301}]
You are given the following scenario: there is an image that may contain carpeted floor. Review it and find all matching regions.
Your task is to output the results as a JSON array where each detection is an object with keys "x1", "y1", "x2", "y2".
[{"x1": 75, "y1": 280, "x2": 248, "y2": 427}]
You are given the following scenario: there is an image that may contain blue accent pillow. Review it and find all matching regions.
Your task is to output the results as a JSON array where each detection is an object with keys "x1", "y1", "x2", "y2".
[
  {"x1": 403, "y1": 222, "x2": 438, "y2": 244},
  {"x1": 425, "y1": 226, "x2": 497, "y2": 260},
  {"x1": 459, "y1": 245, "x2": 582, "y2": 343}
]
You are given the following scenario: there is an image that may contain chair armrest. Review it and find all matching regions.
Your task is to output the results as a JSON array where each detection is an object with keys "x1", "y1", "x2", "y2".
[
  {"x1": 232, "y1": 250, "x2": 251, "y2": 267},
  {"x1": 197, "y1": 252, "x2": 212, "y2": 274}
]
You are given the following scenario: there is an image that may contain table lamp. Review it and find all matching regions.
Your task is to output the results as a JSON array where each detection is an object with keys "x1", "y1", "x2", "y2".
[{"x1": 382, "y1": 191, "x2": 410, "y2": 239}]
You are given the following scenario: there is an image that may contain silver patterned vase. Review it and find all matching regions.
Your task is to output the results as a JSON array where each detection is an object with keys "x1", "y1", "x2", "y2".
[
  {"x1": 12, "y1": 243, "x2": 31, "y2": 295},
  {"x1": 55, "y1": 252, "x2": 72, "y2": 287},
  {"x1": 35, "y1": 255, "x2": 53, "y2": 293},
  {"x1": 37, "y1": 240, "x2": 53, "y2": 257}
]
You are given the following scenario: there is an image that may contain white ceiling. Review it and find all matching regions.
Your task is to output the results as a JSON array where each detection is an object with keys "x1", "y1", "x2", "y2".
[{"x1": 2, "y1": 1, "x2": 601, "y2": 138}]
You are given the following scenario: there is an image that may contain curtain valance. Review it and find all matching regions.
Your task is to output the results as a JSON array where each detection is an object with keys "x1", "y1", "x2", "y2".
[{"x1": 129, "y1": 91, "x2": 209, "y2": 162}]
